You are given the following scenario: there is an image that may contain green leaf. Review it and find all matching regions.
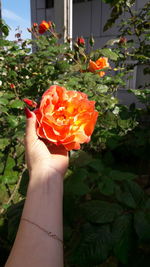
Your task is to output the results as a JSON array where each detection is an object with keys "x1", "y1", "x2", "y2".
[
  {"x1": 134, "y1": 210, "x2": 150, "y2": 241},
  {"x1": 101, "y1": 48, "x2": 119, "y2": 61},
  {"x1": 98, "y1": 177, "x2": 115, "y2": 195},
  {"x1": 109, "y1": 170, "x2": 137, "y2": 181},
  {"x1": 70, "y1": 150, "x2": 93, "y2": 168},
  {"x1": 7, "y1": 115, "x2": 18, "y2": 128},
  {"x1": 88, "y1": 159, "x2": 104, "y2": 173},
  {"x1": 18, "y1": 169, "x2": 29, "y2": 196},
  {"x1": 80, "y1": 200, "x2": 123, "y2": 224},
  {"x1": 0, "y1": 98, "x2": 9, "y2": 105},
  {"x1": 115, "y1": 180, "x2": 145, "y2": 209},
  {"x1": 10, "y1": 99, "x2": 24, "y2": 109},
  {"x1": 2, "y1": 157, "x2": 18, "y2": 184},
  {"x1": 72, "y1": 223, "x2": 112, "y2": 266},
  {"x1": 2, "y1": 25, "x2": 9, "y2": 36},
  {"x1": 112, "y1": 214, "x2": 135, "y2": 264},
  {"x1": 64, "y1": 168, "x2": 89, "y2": 196},
  {"x1": 3, "y1": 171, "x2": 18, "y2": 184},
  {"x1": 0, "y1": 138, "x2": 10, "y2": 150},
  {"x1": 7, "y1": 200, "x2": 24, "y2": 242}
]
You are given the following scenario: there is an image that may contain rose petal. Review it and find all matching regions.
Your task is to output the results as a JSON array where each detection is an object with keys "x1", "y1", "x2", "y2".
[{"x1": 64, "y1": 142, "x2": 80, "y2": 151}]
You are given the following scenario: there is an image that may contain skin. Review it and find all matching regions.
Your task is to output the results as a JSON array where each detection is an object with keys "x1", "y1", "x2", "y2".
[{"x1": 5, "y1": 110, "x2": 69, "y2": 267}]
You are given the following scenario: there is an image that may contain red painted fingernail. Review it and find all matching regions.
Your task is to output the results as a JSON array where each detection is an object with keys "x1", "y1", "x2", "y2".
[{"x1": 24, "y1": 107, "x2": 33, "y2": 119}]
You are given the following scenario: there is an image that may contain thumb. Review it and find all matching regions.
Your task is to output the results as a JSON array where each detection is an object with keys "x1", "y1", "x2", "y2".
[{"x1": 25, "y1": 107, "x2": 37, "y2": 144}]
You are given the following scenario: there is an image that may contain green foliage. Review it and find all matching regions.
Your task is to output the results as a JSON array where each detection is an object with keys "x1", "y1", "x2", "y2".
[{"x1": 0, "y1": 2, "x2": 150, "y2": 265}]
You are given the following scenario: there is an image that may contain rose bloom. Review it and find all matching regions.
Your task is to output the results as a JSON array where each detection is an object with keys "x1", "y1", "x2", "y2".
[
  {"x1": 38, "y1": 20, "x2": 52, "y2": 34},
  {"x1": 88, "y1": 57, "x2": 110, "y2": 77},
  {"x1": 33, "y1": 85, "x2": 98, "y2": 151}
]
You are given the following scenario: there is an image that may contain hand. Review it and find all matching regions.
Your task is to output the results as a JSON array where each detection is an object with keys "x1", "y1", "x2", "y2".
[{"x1": 24, "y1": 107, "x2": 69, "y2": 178}]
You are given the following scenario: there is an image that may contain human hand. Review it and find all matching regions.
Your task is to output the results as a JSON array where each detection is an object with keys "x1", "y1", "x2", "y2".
[{"x1": 24, "y1": 107, "x2": 69, "y2": 178}]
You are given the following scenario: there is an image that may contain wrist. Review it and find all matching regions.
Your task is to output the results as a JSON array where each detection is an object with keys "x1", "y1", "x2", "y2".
[{"x1": 28, "y1": 167, "x2": 63, "y2": 194}]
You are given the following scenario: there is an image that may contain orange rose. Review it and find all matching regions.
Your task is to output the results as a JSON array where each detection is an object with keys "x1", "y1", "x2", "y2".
[
  {"x1": 33, "y1": 85, "x2": 98, "y2": 151},
  {"x1": 38, "y1": 20, "x2": 52, "y2": 34},
  {"x1": 88, "y1": 57, "x2": 110, "y2": 77}
]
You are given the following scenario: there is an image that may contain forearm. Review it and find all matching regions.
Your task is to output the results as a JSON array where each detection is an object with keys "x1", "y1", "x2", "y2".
[{"x1": 5, "y1": 170, "x2": 64, "y2": 267}]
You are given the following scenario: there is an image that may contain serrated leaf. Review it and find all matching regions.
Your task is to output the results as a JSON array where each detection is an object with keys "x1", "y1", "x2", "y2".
[
  {"x1": 115, "y1": 180, "x2": 145, "y2": 209},
  {"x1": 70, "y1": 150, "x2": 93, "y2": 168},
  {"x1": 88, "y1": 159, "x2": 104, "y2": 173},
  {"x1": 99, "y1": 177, "x2": 115, "y2": 195},
  {"x1": 2, "y1": 157, "x2": 18, "y2": 184},
  {"x1": 0, "y1": 98, "x2": 9, "y2": 105},
  {"x1": 80, "y1": 200, "x2": 123, "y2": 223},
  {"x1": 72, "y1": 223, "x2": 112, "y2": 266},
  {"x1": 10, "y1": 99, "x2": 24, "y2": 109},
  {"x1": 18, "y1": 169, "x2": 29, "y2": 196},
  {"x1": 109, "y1": 170, "x2": 137, "y2": 181},
  {"x1": 112, "y1": 214, "x2": 135, "y2": 264},
  {"x1": 0, "y1": 138, "x2": 10, "y2": 150},
  {"x1": 134, "y1": 210, "x2": 150, "y2": 241},
  {"x1": 3, "y1": 171, "x2": 18, "y2": 184},
  {"x1": 7, "y1": 115, "x2": 18, "y2": 128},
  {"x1": 101, "y1": 48, "x2": 119, "y2": 61},
  {"x1": 64, "y1": 168, "x2": 89, "y2": 196}
]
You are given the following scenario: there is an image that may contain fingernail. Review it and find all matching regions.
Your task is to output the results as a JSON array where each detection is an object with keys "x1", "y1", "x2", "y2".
[{"x1": 24, "y1": 107, "x2": 33, "y2": 119}]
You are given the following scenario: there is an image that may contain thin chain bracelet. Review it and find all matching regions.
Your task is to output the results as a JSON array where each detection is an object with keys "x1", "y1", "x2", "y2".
[{"x1": 22, "y1": 218, "x2": 63, "y2": 245}]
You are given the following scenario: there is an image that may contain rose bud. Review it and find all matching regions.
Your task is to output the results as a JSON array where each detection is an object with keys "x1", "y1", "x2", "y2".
[
  {"x1": 33, "y1": 23, "x2": 38, "y2": 28},
  {"x1": 10, "y1": 83, "x2": 15, "y2": 89},
  {"x1": 119, "y1": 37, "x2": 127, "y2": 44},
  {"x1": 23, "y1": 98, "x2": 37, "y2": 108},
  {"x1": 77, "y1": 37, "x2": 85, "y2": 46},
  {"x1": 89, "y1": 36, "x2": 95, "y2": 47}
]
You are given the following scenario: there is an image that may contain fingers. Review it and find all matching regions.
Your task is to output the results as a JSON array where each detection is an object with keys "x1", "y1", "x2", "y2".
[{"x1": 24, "y1": 107, "x2": 37, "y2": 145}]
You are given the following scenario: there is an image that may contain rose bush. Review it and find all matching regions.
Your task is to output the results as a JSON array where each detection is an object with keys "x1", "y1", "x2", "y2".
[{"x1": 26, "y1": 85, "x2": 98, "y2": 151}]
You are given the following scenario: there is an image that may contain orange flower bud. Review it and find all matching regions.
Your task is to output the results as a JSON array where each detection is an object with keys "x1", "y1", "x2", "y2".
[{"x1": 33, "y1": 23, "x2": 38, "y2": 28}]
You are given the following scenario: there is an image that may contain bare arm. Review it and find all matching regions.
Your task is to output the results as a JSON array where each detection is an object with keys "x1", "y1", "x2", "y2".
[{"x1": 5, "y1": 108, "x2": 69, "y2": 267}]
